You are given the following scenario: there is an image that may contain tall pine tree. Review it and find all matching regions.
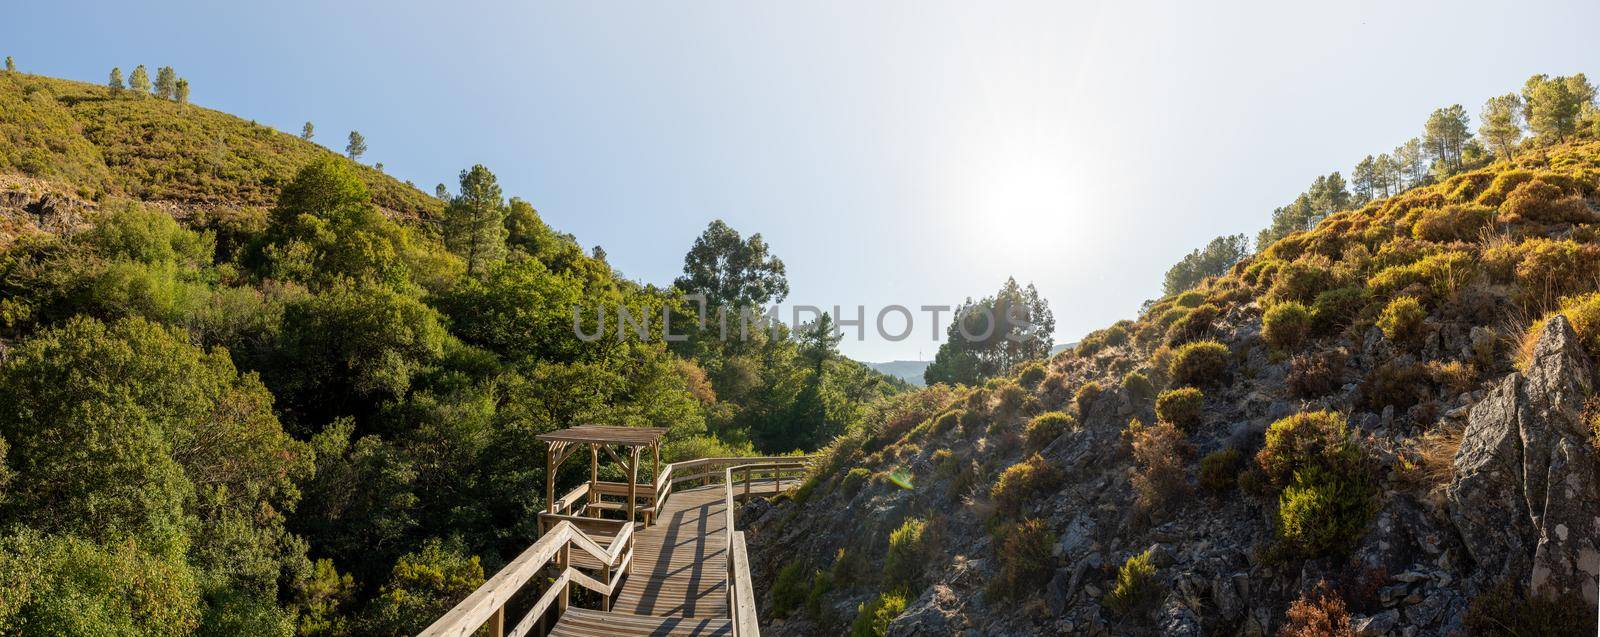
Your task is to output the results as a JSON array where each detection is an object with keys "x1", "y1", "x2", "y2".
[
  {"x1": 443, "y1": 164, "x2": 508, "y2": 276},
  {"x1": 154, "y1": 66, "x2": 178, "y2": 100},
  {"x1": 129, "y1": 65, "x2": 151, "y2": 95},
  {"x1": 108, "y1": 67, "x2": 124, "y2": 94},
  {"x1": 345, "y1": 131, "x2": 366, "y2": 160}
]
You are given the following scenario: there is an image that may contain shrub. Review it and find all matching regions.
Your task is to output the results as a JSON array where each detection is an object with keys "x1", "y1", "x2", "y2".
[
  {"x1": 1410, "y1": 203, "x2": 1493, "y2": 242},
  {"x1": 1130, "y1": 420, "x2": 1191, "y2": 512},
  {"x1": 883, "y1": 517, "x2": 928, "y2": 592},
  {"x1": 1265, "y1": 258, "x2": 1337, "y2": 305},
  {"x1": 995, "y1": 380, "x2": 1029, "y2": 416},
  {"x1": 1474, "y1": 169, "x2": 1536, "y2": 206},
  {"x1": 1262, "y1": 301, "x2": 1312, "y2": 350},
  {"x1": 1017, "y1": 361, "x2": 1047, "y2": 388},
  {"x1": 932, "y1": 409, "x2": 963, "y2": 435},
  {"x1": 1074, "y1": 380, "x2": 1103, "y2": 413},
  {"x1": 1523, "y1": 293, "x2": 1600, "y2": 369},
  {"x1": 1310, "y1": 286, "x2": 1367, "y2": 334},
  {"x1": 1288, "y1": 349, "x2": 1346, "y2": 398},
  {"x1": 1425, "y1": 360, "x2": 1475, "y2": 395},
  {"x1": 1255, "y1": 411, "x2": 1359, "y2": 491},
  {"x1": 1500, "y1": 178, "x2": 1593, "y2": 224},
  {"x1": 1165, "y1": 303, "x2": 1220, "y2": 344},
  {"x1": 1121, "y1": 371, "x2": 1154, "y2": 402},
  {"x1": 830, "y1": 547, "x2": 862, "y2": 588},
  {"x1": 1377, "y1": 296, "x2": 1424, "y2": 341},
  {"x1": 1359, "y1": 360, "x2": 1430, "y2": 413},
  {"x1": 1460, "y1": 580, "x2": 1593, "y2": 637},
  {"x1": 1366, "y1": 251, "x2": 1475, "y2": 301},
  {"x1": 1512, "y1": 239, "x2": 1600, "y2": 306},
  {"x1": 1154, "y1": 387, "x2": 1203, "y2": 431},
  {"x1": 1168, "y1": 340, "x2": 1229, "y2": 387},
  {"x1": 1174, "y1": 290, "x2": 1206, "y2": 308},
  {"x1": 1198, "y1": 447, "x2": 1243, "y2": 493},
  {"x1": 1025, "y1": 411, "x2": 1072, "y2": 451},
  {"x1": 849, "y1": 590, "x2": 907, "y2": 637},
  {"x1": 805, "y1": 570, "x2": 832, "y2": 620},
  {"x1": 1105, "y1": 549, "x2": 1161, "y2": 620},
  {"x1": 772, "y1": 561, "x2": 810, "y2": 619},
  {"x1": 990, "y1": 518, "x2": 1054, "y2": 599},
  {"x1": 991, "y1": 454, "x2": 1061, "y2": 519},
  {"x1": 1279, "y1": 582, "x2": 1355, "y2": 637},
  {"x1": 1277, "y1": 466, "x2": 1378, "y2": 556},
  {"x1": 841, "y1": 467, "x2": 871, "y2": 496}
]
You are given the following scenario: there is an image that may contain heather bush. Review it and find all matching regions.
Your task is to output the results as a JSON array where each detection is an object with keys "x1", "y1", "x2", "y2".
[
  {"x1": 848, "y1": 590, "x2": 906, "y2": 637},
  {"x1": 932, "y1": 409, "x2": 963, "y2": 435},
  {"x1": 772, "y1": 561, "x2": 810, "y2": 619},
  {"x1": 1499, "y1": 178, "x2": 1593, "y2": 224},
  {"x1": 841, "y1": 467, "x2": 871, "y2": 496},
  {"x1": 1366, "y1": 251, "x2": 1474, "y2": 300},
  {"x1": 1168, "y1": 340, "x2": 1229, "y2": 387},
  {"x1": 1277, "y1": 466, "x2": 1378, "y2": 556},
  {"x1": 991, "y1": 454, "x2": 1061, "y2": 519},
  {"x1": 1262, "y1": 301, "x2": 1312, "y2": 350},
  {"x1": 1121, "y1": 370, "x2": 1154, "y2": 402},
  {"x1": 1154, "y1": 387, "x2": 1203, "y2": 431},
  {"x1": 1264, "y1": 258, "x2": 1335, "y2": 305},
  {"x1": 1309, "y1": 286, "x2": 1367, "y2": 334},
  {"x1": 1287, "y1": 349, "x2": 1346, "y2": 398},
  {"x1": 1073, "y1": 380, "x2": 1103, "y2": 413},
  {"x1": 1410, "y1": 203, "x2": 1493, "y2": 242},
  {"x1": 1016, "y1": 361, "x2": 1047, "y2": 388},
  {"x1": 1104, "y1": 549, "x2": 1161, "y2": 620},
  {"x1": 1474, "y1": 169, "x2": 1536, "y2": 206},
  {"x1": 1278, "y1": 582, "x2": 1355, "y2": 637},
  {"x1": 1174, "y1": 290, "x2": 1206, "y2": 308},
  {"x1": 1511, "y1": 238, "x2": 1600, "y2": 306},
  {"x1": 883, "y1": 517, "x2": 927, "y2": 592},
  {"x1": 1460, "y1": 580, "x2": 1593, "y2": 637},
  {"x1": 989, "y1": 518, "x2": 1055, "y2": 600},
  {"x1": 1130, "y1": 420, "x2": 1191, "y2": 511},
  {"x1": 1198, "y1": 447, "x2": 1243, "y2": 493},
  {"x1": 1025, "y1": 411, "x2": 1072, "y2": 451},
  {"x1": 1377, "y1": 296, "x2": 1425, "y2": 341},
  {"x1": 1165, "y1": 303, "x2": 1220, "y2": 344},
  {"x1": 1360, "y1": 360, "x2": 1431, "y2": 413},
  {"x1": 1255, "y1": 411, "x2": 1359, "y2": 491}
]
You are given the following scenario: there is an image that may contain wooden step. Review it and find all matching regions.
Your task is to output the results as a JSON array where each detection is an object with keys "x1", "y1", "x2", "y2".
[{"x1": 548, "y1": 608, "x2": 732, "y2": 636}]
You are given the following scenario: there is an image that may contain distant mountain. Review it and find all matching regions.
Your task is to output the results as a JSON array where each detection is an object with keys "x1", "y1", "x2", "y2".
[
  {"x1": 865, "y1": 360, "x2": 931, "y2": 386},
  {"x1": 1051, "y1": 342, "x2": 1076, "y2": 355}
]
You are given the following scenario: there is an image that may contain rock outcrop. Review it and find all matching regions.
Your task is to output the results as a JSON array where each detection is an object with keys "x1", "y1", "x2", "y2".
[{"x1": 1448, "y1": 314, "x2": 1600, "y2": 603}]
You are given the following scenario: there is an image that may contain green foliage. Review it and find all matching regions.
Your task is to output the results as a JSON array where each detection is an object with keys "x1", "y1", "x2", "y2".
[
  {"x1": 1262, "y1": 301, "x2": 1312, "y2": 350},
  {"x1": 841, "y1": 467, "x2": 872, "y2": 496},
  {"x1": 924, "y1": 277, "x2": 1054, "y2": 386},
  {"x1": 991, "y1": 453, "x2": 1060, "y2": 519},
  {"x1": 1310, "y1": 286, "x2": 1366, "y2": 334},
  {"x1": 1105, "y1": 549, "x2": 1162, "y2": 620},
  {"x1": 1163, "y1": 234, "x2": 1250, "y2": 295},
  {"x1": 442, "y1": 164, "x2": 508, "y2": 276},
  {"x1": 772, "y1": 561, "x2": 810, "y2": 619},
  {"x1": 1168, "y1": 340, "x2": 1229, "y2": 387},
  {"x1": 362, "y1": 539, "x2": 484, "y2": 636},
  {"x1": 1121, "y1": 370, "x2": 1154, "y2": 402},
  {"x1": 0, "y1": 530, "x2": 202, "y2": 635},
  {"x1": 1411, "y1": 203, "x2": 1493, "y2": 242},
  {"x1": 849, "y1": 590, "x2": 907, "y2": 637},
  {"x1": 1377, "y1": 296, "x2": 1425, "y2": 341},
  {"x1": 1277, "y1": 467, "x2": 1379, "y2": 557},
  {"x1": 990, "y1": 518, "x2": 1054, "y2": 599},
  {"x1": 1460, "y1": 579, "x2": 1594, "y2": 637},
  {"x1": 1255, "y1": 411, "x2": 1359, "y2": 490},
  {"x1": 883, "y1": 517, "x2": 928, "y2": 592},
  {"x1": 1016, "y1": 361, "x2": 1047, "y2": 388},
  {"x1": 1073, "y1": 380, "x2": 1103, "y2": 413},
  {"x1": 1155, "y1": 387, "x2": 1203, "y2": 431},
  {"x1": 674, "y1": 219, "x2": 789, "y2": 310},
  {"x1": 1199, "y1": 447, "x2": 1244, "y2": 493},
  {"x1": 345, "y1": 130, "x2": 366, "y2": 160},
  {"x1": 1025, "y1": 411, "x2": 1072, "y2": 450}
]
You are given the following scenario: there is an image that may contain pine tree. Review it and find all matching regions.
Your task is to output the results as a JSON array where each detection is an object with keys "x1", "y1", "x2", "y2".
[
  {"x1": 300, "y1": 122, "x2": 314, "y2": 141},
  {"x1": 1479, "y1": 93, "x2": 1524, "y2": 159},
  {"x1": 4, "y1": 57, "x2": 13, "y2": 72},
  {"x1": 129, "y1": 65, "x2": 151, "y2": 96},
  {"x1": 443, "y1": 164, "x2": 509, "y2": 276},
  {"x1": 434, "y1": 184, "x2": 448, "y2": 200},
  {"x1": 374, "y1": 162, "x2": 384, "y2": 174},
  {"x1": 108, "y1": 67, "x2": 124, "y2": 94},
  {"x1": 1351, "y1": 155, "x2": 1376, "y2": 202},
  {"x1": 1423, "y1": 105, "x2": 1471, "y2": 170},
  {"x1": 345, "y1": 131, "x2": 366, "y2": 160},
  {"x1": 175, "y1": 78, "x2": 190, "y2": 106},
  {"x1": 1524, "y1": 74, "x2": 1582, "y2": 141},
  {"x1": 154, "y1": 66, "x2": 178, "y2": 100}
]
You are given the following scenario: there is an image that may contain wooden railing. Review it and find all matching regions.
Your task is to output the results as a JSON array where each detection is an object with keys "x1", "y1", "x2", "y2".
[{"x1": 416, "y1": 454, "x2": 813, "y2": 637}]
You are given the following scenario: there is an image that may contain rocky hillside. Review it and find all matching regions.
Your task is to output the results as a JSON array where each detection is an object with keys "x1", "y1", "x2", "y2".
[{"x1": 746, "y1": 140, "x2": 1600, "y2": 636}]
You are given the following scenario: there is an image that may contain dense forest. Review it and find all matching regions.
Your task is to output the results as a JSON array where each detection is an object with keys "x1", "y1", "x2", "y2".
[{"x1": 0, "y1": 67, "x2": 904, "y2": 635}]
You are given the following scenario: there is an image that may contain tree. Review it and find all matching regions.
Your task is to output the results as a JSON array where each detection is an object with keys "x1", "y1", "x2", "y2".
[
  {"x1": 1372, "y1": 154, "x2": 1396, "y2": 197},
  {"x1": 174, "y1": 78, "x2": 189, "y2": 105},
  {"x1": 1310, "y1": 171, "x2": 1350, "y2": 213},
  {"x1": 108, "y1": 67, "x2": 124, "y2": 93},
  {"x1": 258, "y1": 156, "x2": 426, "y2": 290},
  {"x1": 129, "y1": 65, "x2": 151, "y2": 95},
  {"x1": 443, "y1": 164, "x2": 509, "y2": 276},
  {"x1": 924, "y1": 277, "x2": 1054, "y2": 386},
  {"x1": 302, "y1": 122, "x2": 315, "y2": 141},
  {"x1": 154, "y1": 66, "x2": 178, "y2": 100},
  {"x1": 1479, "y1": 93, "x2": 1524, "y2": 159},
  {"x1": 434, "y1": 183, "x2": 448, "y2": 200},
  {"x1": 675, "y1": 220, "x2": 789, "y2": 312},
  {"x1": 375, "y1": 162, "x2": 384, "y2": 174},
  {"x1": 4, "y1": 56, "x2": 12, "y2": 72},
  {"x1": 1524, "y1": 74, "x2": 1583, "y2": 141},
  {"x1": 1351, "y1": 155, "x2": 1376, "y2": 202},
  {"x1": 1423, "y1": 105, "x2": 1471, "y2": 170},
  {"x1": 346, "y1": 131, "x2": 367, "y2": 161},
  {"x1": 1163, "y1": 234, "x2": 1250, "y2": 295},
  {"x1": 1395, "y1": 138, "x2": 1427, "y2": 186},
  {"x1": 361, "y1": 539, "x2": 484, "y2": 636}
]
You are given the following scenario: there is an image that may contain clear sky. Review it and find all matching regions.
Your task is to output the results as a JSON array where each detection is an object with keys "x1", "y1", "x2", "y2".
[{"x1": 6, "y1": 0, "x2": 1598, "y2": 361}]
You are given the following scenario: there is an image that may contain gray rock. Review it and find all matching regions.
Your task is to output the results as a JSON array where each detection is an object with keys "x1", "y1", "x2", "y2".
[
  {"x1": 1447, "y1": 316, "x2": 1600, "y2": 604},
  {"x1": 1352, "y1": 609, "x2": 1399, "y2": 637}
]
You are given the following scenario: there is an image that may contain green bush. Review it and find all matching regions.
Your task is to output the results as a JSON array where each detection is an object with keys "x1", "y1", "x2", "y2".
[
  {"x1": 1262, "y1": 301, "x2": 1312, "y2": 350},
  {"x1": 990, "y1": 518, "x2": 1055, "y2": 599},
  {"x1": 1411, "y1": 203, "x2": 1494, "y2": 242},
  {"x1": 1276, "y1": 466, "x2": 1378, "y2": 557},
  {"x1": 991, "y1": 454, "x2": 1061, "y2": 519},
  {"x1": 1154, "y1": 387, "x2": 1203, "y2": 432},
  {"x1": 1105, "y1": 549, "x2": 1161, "y2": 620},
  {"x1": 1255, "y1": 411, "x2": 1358, "y2": 490},
  {"x1": 1074, "y1": 380, "x2": 1103, "y2": 413},
  {"x1": 1377, "y1": 296, "x2": 1425, "y2": 341},
  {"x1": 932, "y1": 409, "x2": 964, "y2": 435},
  {"x1": 772, "y1": 561, "x2": 810, "y2": 619},
  {"x1": 1199, "y1": 448, "x2": 1243, "y2": 493},
  {"x1": 1165, "y1": 303, "x2": 1220, "y2": 344},
  {"x1": 883, "y1": 517, "x2": 927, "y2": 592},
  {"x1": 1174, "y1": 290, "x2": 1206, "y2": 308},
  {"x1": 841, "y1": 467, "x2": 872, "y2": 496},
  {"x1": 1121, "y1": 371, "x2": 1154, "y2": 402},
  {"x1": 1168, "y1": 340, "x2": 1229, "y2": 387},
  {"x1": 1025, "y1": 411, "x2": 1073, "y2": 450},
  {"x1": 1017, "y1": 361, "x2": 1047, "y2": 388},
  {"x1": 1310, "y1": 286, "x2": 1367, "y2": 334},
  {"x1": 849, "y1": 590, "x2": 907, "y2": 637}
]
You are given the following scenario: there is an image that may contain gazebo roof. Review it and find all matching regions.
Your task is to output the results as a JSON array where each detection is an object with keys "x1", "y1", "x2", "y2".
[{"x1": 534, "y1": 425, "x2": 670, "y2": 447}]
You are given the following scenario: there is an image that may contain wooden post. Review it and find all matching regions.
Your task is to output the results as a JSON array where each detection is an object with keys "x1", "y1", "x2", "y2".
[
  {"x1": 600, "y1": 562, "x2": 611, "y2": 611},
  {"x1": 627, "y1": 446, "x2": 640, "y2": 524},
  {"x1": 545, "y1": 443, "x2": 557, "y2": 514},
  {"x1": 743, "y1": 466, "x2": 751, "y2": 499},
  {"x1": 589, "y1": 444, "x2": 598, "y2": 516},
  {"x1": 558, "y1": 544, "x2": 570, "y2": 615},
  {"x1": 489, "y1": 607, "x2": 505, "y2": 637}
]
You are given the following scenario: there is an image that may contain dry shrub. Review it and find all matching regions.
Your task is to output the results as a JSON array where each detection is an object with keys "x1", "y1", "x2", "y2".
[
  {"x1": 989, "y1": 518, "x2": 1055, "y2": 599},
  {"x1": 991, "y1": 453, "x2": 1061, "y2": 519},
  {"x1": 1359, "y1": 360, "x2": 1430, "y2": 413},
  {"x1": 1168, "y1": 340, "x2": 1230, "y2": 387},
  {"x1": 1461, "y1": 579, "x2": 1594, "y2": 637},
  {"x1": 1511, "y1": 239, "x2": 1600, "y2": 307},
  {"x1": 1377, "y1": 296, "x2": 1425, "y2": 341},
  {"x1": 1518, "y1": 292, "x2": 1600, "y2": 370},
  {"x1": 1474, "y1": 169, "x2": 1536, "y2": 206},
  {"x1": 1130, "y1": 419, "x2": 1192, "y2": 512},
  {"x1": 1288, "y1": 349, "x2": 1346, "y2": 398},
  {"x1": 1400, "y1": 423, "x2": 1463, "y2": 492},
  {"x1": 1424, "y1": 359, "x2": 1476, "y2": 395},
  {"x1": 1499, "y1": 178, "x2": 1594, "y2": 224},
  {"x1": 1411, "y1": 203, "x2": 1494, "y2": 242},
  {"x1": 1278, "y1": 581, "x2": 1355, "y2": 637},
  {"x1": 1199, "y1": 447, "x2": 1244, "y2": 493}
]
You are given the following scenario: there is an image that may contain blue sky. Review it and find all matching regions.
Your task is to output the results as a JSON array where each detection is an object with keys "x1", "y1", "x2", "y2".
[{"x1": 6, "y1": 0, "x2": 1598, "y2": 361}]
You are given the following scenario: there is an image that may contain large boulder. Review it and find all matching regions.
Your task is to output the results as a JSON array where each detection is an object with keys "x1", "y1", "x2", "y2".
[{"x1": 1447, "y1": 315, "x2": 1600, "y2": 604}]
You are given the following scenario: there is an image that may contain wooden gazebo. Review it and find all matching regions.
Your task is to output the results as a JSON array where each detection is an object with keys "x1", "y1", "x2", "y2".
[{"x1": 535, "y1": 425, "x2": 669, "y2": 526}]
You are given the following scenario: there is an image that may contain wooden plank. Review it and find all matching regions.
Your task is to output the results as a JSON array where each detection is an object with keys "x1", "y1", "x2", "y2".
[
  {"x1": 730, "y1": 532, "x2": 759, "y2": 637},
  {"x1": 549, "y1": 608, "x2": 732, "y2": 637}
]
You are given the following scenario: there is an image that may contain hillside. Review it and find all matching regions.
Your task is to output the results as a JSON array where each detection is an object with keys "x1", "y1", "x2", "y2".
[
  {"x1": 0, "y1": 68, "x2": 905, "y2": 636},
  {"x1": 745, "y1": 139, "x2": 1600, "y2": 635},
  {"x1": 867, "y1": 360, "x2": 932, "y2": 386}
]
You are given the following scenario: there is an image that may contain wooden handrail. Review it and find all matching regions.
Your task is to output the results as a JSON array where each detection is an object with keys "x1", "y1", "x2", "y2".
[{"x1": 721, "y1": 459, "x2": 813, "y2": 637}]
